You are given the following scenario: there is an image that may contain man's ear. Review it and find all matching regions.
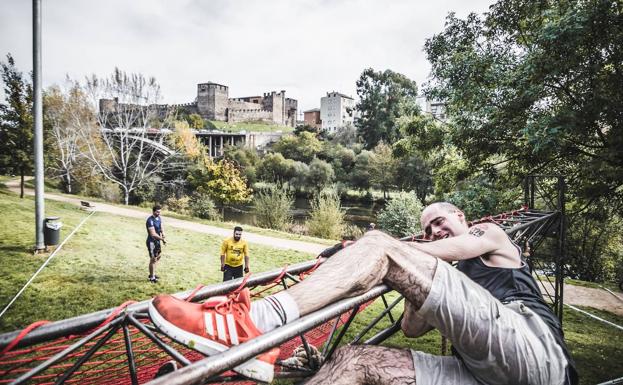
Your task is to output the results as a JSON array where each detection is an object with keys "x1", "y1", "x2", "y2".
[{"x1": 456, "y1": 210, "x2": 466, "y2": 222}]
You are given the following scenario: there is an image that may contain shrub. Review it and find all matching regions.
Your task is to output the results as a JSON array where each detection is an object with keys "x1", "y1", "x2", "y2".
[
  {"x1": 253, "y1": 185, "x2": 294, "y2": 231},
  {"x1": 307, "y1": 189, "x2": 345, "y2": 240},
  {"x1": 342, "y1": 223, "x2": 364, "y2": 240},
  {"x1": 94, "y1": 180, "x2": 121, "y2": 203},
  {"x1": 165, "y1": 195, "x2": 191, "y2": 215},
  {"x1": 377, "y1": 191, "x2": 422, "y2": 237},
  {"x1": 190, "y1": 193, "x2": 221, "y2": 220}
]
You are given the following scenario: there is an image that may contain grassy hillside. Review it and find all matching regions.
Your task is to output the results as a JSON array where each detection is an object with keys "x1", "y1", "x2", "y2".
[
  {"x1": 0, "y1": 187, "x2": 621, "y2": 384},
  {"x1": 207, "y1": 120, "x2": 294, "y2": 133}
]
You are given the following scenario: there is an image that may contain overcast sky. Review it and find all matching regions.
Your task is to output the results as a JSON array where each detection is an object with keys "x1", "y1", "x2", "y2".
[{"x1": 1, "y1": 0, "x2": 493, "y2": 115}]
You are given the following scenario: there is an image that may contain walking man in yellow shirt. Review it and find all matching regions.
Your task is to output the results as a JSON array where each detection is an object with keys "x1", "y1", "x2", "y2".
[{"x1": 220, "y1": 226, "x2": 249, "y2": 281}]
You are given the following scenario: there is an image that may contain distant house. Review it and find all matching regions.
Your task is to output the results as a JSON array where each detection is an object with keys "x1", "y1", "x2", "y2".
[
  {"x1": 320, "y1": 92, "x2": 355, "y2": 133},
  {"x1": 303, "y1": 108, "x2": 322, "y2": 129}
]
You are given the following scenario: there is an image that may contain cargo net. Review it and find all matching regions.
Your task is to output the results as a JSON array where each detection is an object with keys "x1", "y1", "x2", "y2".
[{"x1": 0, "y1": 259, "x2": 373, "y2": 385}]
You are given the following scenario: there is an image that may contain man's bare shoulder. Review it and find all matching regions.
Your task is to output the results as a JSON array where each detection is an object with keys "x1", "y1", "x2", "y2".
[{"x1": 467, "y1": 222, "x2": 506, "y2": 239}]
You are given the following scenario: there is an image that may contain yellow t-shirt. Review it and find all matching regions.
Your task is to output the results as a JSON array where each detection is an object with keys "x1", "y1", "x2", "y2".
[{"x1": 220, "y1": 237, "x2": 249, "y2": 267}]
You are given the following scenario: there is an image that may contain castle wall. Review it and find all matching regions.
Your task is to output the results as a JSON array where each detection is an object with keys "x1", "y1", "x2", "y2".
[
  {"x1": 228, "y1": 108, "x2": 273, "y2": 123},
  {"x1": 228, "y1": 99, "x2": 264, "y2": 111}
]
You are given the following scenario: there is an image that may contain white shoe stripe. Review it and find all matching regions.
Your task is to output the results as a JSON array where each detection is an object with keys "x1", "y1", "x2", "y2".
[
  {"x1": 226, "y1": 313, "x2": 239, "y2": 345},
  {"x1": 215, "y1": 313, "x2": 226, "y2": 343},
  {"x1": 204, "y1": 312, "x2": 214, "y2": 337}
]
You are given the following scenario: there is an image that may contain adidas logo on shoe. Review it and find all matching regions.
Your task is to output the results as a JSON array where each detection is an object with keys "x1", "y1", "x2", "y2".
[{"x1": 149, "y1": 288, "x2": 279, "y2": 382}]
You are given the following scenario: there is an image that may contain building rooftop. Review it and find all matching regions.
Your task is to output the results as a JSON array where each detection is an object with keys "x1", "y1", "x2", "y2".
[{"x1": 325, "y1": 91, "x2": 354, "y2": 100}]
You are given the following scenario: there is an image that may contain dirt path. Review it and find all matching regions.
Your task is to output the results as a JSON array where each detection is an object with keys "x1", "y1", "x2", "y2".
[
  {"x1": 4, "y1": 178, "x2": 328, "y2": 255},
  {"x1": 561, "y1": 284, "x2": 623, "y2": 317}
]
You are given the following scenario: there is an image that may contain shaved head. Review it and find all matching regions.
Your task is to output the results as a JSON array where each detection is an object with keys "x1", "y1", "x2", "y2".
[{"x1": 423, "y1": 202, "x2": 460, "y2": 214}]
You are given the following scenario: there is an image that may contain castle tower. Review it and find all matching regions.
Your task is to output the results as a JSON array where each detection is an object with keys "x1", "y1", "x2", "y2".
[{"x1": 197, "y1": 82, "x2": 228, "y2": 120}]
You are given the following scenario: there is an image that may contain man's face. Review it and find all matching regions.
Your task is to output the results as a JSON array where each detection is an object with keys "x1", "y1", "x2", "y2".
[
  {"x1": 233, "y1": 230, "x2": 242, "y2": 241},
  {"x1": 420, "y1": 205, "x2": 468, "y2": 241},
  {"x1": 153, "y1": 209, "x2": 161, "y2": 217}
]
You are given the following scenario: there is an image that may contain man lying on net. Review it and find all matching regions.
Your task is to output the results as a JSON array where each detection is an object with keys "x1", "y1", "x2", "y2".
[{"x1": 149, "y1": 202, "x2": 578, "y2": 385}]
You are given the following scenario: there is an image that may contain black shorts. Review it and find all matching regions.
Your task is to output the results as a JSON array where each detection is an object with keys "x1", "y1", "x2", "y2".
[
  {"x1": 146, "y1": 240, "x2": 161, "y2": 258},
  {"x1": 223, "y1": 265, "x2": 244, "y2": 281}
]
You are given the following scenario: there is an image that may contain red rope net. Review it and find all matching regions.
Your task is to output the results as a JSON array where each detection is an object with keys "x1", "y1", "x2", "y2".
[{"x1": 0, "y1": 261, "x2": 372, "y2": 384}]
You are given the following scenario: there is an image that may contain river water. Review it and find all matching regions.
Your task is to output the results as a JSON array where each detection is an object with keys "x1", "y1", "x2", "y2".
[{"x1": 223, "y1": 197, "x2": 384, "y2": 229}]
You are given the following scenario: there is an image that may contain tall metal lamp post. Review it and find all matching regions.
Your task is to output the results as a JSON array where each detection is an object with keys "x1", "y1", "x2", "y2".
[{"x1": 33, "y1": 0, "x2": 45, "y2": 251}]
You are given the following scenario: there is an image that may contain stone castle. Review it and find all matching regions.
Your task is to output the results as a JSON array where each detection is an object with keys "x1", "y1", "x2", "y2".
[
  {"x1": 99, "y1": 82, "x2": 298, "y2": 128},
  {"x1": 176, "y1": 82, "x2": 298, "y2": 127}
]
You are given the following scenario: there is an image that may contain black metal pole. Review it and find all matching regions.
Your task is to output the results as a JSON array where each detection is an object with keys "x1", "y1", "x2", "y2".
[
  {"x1": 364, "y1": 314, "x2": 404, "y2": 345},
  {"x1": 123, "y1": 322, "x2": 139, "y2": 385},
  {"x1": 381, "y1": 294, "x2": 395, "y2": 323},
  {"x1": 127, "y1": 314, "x2": 192, "y2": 367},
  {"x1": 351, "y1": 294, "x2": 404, "y2": 344},
  {"x1": 323, "y1": 306, "x2": 360, "y2": 361},
  {"x1": 52, "y1": 322, "x2": 121, "y2": 385}
]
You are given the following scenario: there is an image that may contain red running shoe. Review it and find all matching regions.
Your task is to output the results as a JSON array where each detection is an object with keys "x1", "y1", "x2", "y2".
[{"x1": 149, "y1": 288, "x2": 279, "y2": 383}]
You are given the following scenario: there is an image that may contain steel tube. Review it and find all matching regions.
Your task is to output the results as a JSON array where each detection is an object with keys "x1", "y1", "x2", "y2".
[
  {"x1": 123, "y1": 323, "x2": 139, "y2": 385},
  {"x1": 145, "y1": 285, "x2": 391, "y2": 385}
]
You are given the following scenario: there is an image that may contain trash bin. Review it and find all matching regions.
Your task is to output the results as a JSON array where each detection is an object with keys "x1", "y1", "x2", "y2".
[{"x1": 44, "y1": 216, "x2": 62, "y2": 246}]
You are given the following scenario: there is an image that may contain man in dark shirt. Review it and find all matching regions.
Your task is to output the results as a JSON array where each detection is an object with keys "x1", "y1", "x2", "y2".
[
  {"x1": 150, "y1": 202, "x2": 577, "y2": 384},
  {"x1": 146, "y1": 205, "x2": 165, "y2": 283}
]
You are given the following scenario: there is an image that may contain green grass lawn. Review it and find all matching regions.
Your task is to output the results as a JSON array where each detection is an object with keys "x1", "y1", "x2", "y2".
[
  {"x1": 0, "y1": 189, "x2": 314, "y2": 332},
  {"x1": 0, "y1": 189, "x2": 621, "y2": 384},
  {"x1": 207, "y1": 120, "x2": 294, "y2": 133}
]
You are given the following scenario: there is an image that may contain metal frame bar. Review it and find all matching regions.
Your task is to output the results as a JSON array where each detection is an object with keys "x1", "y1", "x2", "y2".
[{"x1": 122, "y1": 322, "x2": 139, "y2": 385}]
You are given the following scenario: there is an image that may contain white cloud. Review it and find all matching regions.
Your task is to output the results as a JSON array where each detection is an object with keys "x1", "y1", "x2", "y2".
[{"x1": 0, "y1": 0, "x2": 493, "y2": 113}]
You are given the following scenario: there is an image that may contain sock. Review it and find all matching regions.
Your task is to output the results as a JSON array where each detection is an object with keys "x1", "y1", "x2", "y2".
[{"x1": 250, "y1": 291, "x2": 300, "y2": 333}]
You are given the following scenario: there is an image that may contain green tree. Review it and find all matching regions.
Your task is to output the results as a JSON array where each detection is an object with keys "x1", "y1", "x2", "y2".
[
  {"x1": 377, "y1": 191, "x2": 423, "y2": 237},
  {"x1": 223, "y1": 144, "x2": 260, "y2": 184},
  {"x1": 394, "y1": 154, "x2": 433, "y2": 204},
  {"x1": 306, "y1": 158, "x2": 335, "y2": 193},
  {"x1": 319, "y1": 143, "x2": 355, "y2": 184},
  {"x1": 273, "y1": 131, "x2": 322, "y2": 163},
  {"x1": 424, "y1": 0, "x2": 623, "y2": 209},
  {"x1": 256, "y1": 152, "x2": 296, "y2": 183},
  {"x1": 423, "y1": 0, "x2": 623, "y2": 280},
  {"x1": 355, "y1": 68, "x2": 419, "y2": 149},
  {"x1": 187, "y1": 113, "x2": 205, "y2": 129},
  {"x1": 0, "y1": 54, "x2": 33, "y2": 198},
  {"x1": 369, "y1": 142, "x2": 397, "y2": 199},
  {"x1": 350, "y1": 150, "x2": 375, "y2": 191}
]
